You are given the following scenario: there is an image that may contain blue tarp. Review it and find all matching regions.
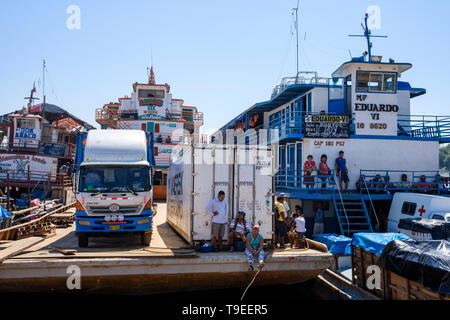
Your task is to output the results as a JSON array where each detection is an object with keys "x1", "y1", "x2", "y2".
[
  {"x1": 0, "y1": 207, "x2": 12, "y2": 218},
  {"x1": 314, "y1": 233, "x2": 352, "y2": 255},
  {"x1": 349, "y1": 232, "x2": 412, "y2": 255},
  {"x1": 0, "y1": 207, "x2": 12, "y2": 226}
]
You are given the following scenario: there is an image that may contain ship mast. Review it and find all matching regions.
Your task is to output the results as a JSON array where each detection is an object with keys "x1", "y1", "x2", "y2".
[
  {"x1": 349, "y1": 13, "x2": 387, "y2": 62},
  {"x1": 293, "y1": 0, "x2": 300, "y2": 81}
]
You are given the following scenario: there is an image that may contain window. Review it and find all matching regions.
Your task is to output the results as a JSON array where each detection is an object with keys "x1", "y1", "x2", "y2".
[
  {"x1": 79, "y1": 166, "x2": 150, "y2": 193},
  {"x1": 16, "y1": 118, "x2": 35, "y2": 129},
  {"x1": 401, "y1": 201, "x2": 417, "y2": 216},
  {"x1": 431, "y1": 214, "x2": 445, "y2": 221},
  {"x1": 356, "y1": 71, "x2": 397, "y2": 93}
]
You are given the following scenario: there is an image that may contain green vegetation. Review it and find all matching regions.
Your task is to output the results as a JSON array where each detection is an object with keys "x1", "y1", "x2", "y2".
[{"x1": 440, "y1": 144, "x2": 450, "y2": 170}]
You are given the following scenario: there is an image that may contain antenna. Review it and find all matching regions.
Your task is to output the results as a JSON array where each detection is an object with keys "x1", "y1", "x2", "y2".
[
  {"x1": 349, "y1": 13, "x2": 387, "y2": 62},
  {"x1": 292, "y1": 0, "x2": 300, "y2": 79},
  {"x1": 42, "y1": 59, "x2": 46, "y2": 119}
]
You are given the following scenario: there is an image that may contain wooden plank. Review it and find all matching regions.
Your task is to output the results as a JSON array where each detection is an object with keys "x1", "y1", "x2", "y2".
[
  {"x1": 48, "y1": 246, "x2": 77, "y2": 255},
  {"x1": 0, "y1": 237, "x2": 45, "y2": 263}
]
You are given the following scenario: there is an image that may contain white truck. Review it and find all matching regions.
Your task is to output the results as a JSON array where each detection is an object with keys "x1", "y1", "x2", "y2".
[
  {"x1": 74, "y1": 130, "x2": 155, "y2": 247},
  {"x1": 387, "y1": 192, "x2": 450, "y2": 233},
  {"x1": 166, "y1": 144, "x2": 274, "y2": 245}
]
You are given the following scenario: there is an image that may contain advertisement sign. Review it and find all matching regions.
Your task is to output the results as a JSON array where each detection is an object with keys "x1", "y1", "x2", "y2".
[
  {"x1": 304, "y1": 114, "x2": 350, "y2": 138},
  {"x1": 38, "y1": 142, "x2": 67, "y2": 157},
  {"x1": 0, "y1": 154, "x2": 58, "y2": 181}
]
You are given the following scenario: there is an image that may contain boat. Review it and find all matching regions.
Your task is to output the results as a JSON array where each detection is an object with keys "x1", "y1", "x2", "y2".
[
  {"x1": 0, "y1": 83, "x2": 94, "y2": 213},
  {"x1": 95, "y1": 67, "x2": 205, "y2": 200},
  {"x1": 213, "y1": 13, "x2": 450, "y2": 239}
]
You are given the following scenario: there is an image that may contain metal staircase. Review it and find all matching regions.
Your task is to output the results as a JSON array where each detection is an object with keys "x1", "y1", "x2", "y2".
[{"x1": 332, "y1": 192, "x2": 373, "y2": 237}]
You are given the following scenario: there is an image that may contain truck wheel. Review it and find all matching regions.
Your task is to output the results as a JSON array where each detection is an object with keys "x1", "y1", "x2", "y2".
[
  {"x1": 141, "y1": 231, "x2": 152, "y2": 246},
  {"x1": 78, "y1": 233, "x2": 89, "y2": 247}
]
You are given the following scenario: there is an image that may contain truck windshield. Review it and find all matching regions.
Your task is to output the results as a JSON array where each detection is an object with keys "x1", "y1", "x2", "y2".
[{"x1": 79, "y1": 166, "x2": 151, "y2": 193}]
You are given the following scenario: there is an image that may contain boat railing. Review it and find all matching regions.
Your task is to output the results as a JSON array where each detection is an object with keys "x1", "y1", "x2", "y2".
[
  {"x1": 274, "y1": 168, "x2": 336, "y2": 193},
  {"x1": 361, "y1": 177, "x2": 380, "y2": 232},
  {"x1": 359, "y1": 170, "x2": 450, "y2": 195},
  {"x1": 397, "y1": 115, "x2": 450, "y2": 142},
  {"x1": 271, "y1": 72, "x2": 329, "y2": 98},
  {"x1": 1, "y1": 170, "x2": 73, "y2": 189},
  {"x1": 214, "y1": 111, "x2": 353, "y2": 146},
  {"x1": 4, "y1": 138, "x2": 76, "y2": 159}
]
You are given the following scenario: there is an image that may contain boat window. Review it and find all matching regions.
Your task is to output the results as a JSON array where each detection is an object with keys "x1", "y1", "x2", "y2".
[
  {"x1": 431, "y1": 214, "x2": 445, "y2": 221},
  {"x1": 16, "y1": 118, "x2": 35, "y2": 129},
  {"x1": 401, "y1": 201, "x2": 417, "y2": 216},
  {"x1": 356, "y1": 71, "x2": 397, "y2": 93}
]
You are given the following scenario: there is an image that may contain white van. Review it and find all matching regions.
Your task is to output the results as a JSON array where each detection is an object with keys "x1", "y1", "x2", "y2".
[{"x1": 387, "y1": 193, "x2": 450, "y2": 232}]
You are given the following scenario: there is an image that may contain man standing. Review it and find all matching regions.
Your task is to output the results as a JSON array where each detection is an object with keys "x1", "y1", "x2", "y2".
[
  {"x1": 206, "y1": 191, "x2": 228, "y2": 252},
  {"x1": 313, "y1": 201, "x2": 324, "y2": 237},
  {"x1": 280, "y1": 193, "x2": 291, "y2": 218},
  {"x1": 335, "y1": 151, "x2": 349, "y2": 193},
  {"x1": 274, "y1": 196, "x2": 287, "y2": 248}
]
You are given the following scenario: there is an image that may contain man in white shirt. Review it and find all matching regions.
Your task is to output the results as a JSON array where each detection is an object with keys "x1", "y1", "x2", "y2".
[
  {"x1": 206, "y1": 191, "x2": 228, "y2": 252},
  {"x1": 280, "y1": 193, "x2": 290, "y2": 216}
]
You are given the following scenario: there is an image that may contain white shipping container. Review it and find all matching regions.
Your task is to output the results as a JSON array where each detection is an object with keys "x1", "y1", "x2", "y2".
[{"x1": 167, "y1": 144, "x2": 274, "y2": 245}]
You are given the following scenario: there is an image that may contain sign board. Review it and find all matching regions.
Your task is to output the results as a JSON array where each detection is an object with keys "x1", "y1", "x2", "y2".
[
  {"x1": 0, "y1": 154, "x2": 58, "y2": 181},
  {"x1": 352, "y1": 93, "x2": 398, "y2": 136},
  {"x1": 304, "y1": 115, "x2": 350, "y2": 138},
  {"x1": 38, "y1": 142, "x2": 66, "y2": 157}
]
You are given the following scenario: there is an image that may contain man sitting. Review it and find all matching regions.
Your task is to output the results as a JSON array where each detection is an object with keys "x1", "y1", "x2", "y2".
[
  {"x1": 288, "y1": 206, "x2": 306, "y2": 248},
  {"x1": 228, "y1": 211, "x2": 250, "y2": 252}
]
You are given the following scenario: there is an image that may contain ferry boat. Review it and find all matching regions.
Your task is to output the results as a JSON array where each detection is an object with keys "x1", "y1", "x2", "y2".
[
  {"x1": 0, "y1": 90, "x2": 94, "y2": 211},
  {"x1": 95, "y1": 67, "x2": 205, "y2": 200},
  {"x1": 213, "y1": 15, "x2": 450, "y2": 239}
]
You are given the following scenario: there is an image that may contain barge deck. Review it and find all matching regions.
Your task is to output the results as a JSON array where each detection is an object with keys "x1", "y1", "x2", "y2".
[{"x1": 0, "y1": 203, "x2": 333, "y2": 294}]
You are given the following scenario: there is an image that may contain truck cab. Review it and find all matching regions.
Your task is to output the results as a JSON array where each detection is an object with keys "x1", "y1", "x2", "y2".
[
  {"x1": 387, "y1": 193, "x2": 450, "y2": 232},
  {"x1": 74, "y1": 130, "x2": 154, "y2": 247}
]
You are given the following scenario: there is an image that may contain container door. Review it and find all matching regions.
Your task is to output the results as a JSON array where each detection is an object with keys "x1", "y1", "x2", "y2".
[
  {"x1": 192, "y1": 146, "x2": 233, "y2": 241},
  {"x1": 234, "y1": 146, "x2": 273, "y2": 240}
]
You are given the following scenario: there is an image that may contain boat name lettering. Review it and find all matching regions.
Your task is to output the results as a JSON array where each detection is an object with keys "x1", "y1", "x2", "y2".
[{"x1": 354, "y1": 103, "x2": 399, "y2": 112}]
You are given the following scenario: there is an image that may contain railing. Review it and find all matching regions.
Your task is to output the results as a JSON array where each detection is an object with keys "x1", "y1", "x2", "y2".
[
  {"x1": 275, "y1": 169, "x2": 336, "y2": 193},
  {"x1": 361, "y1": 178, "x2": 380, "y2": 232},
  {"x1": 96, "y1": 108, "x2": 119, "y2": 121},
  {"x1": 4, "y1": 139, "x2": 76, "y2": 158},
  {"x1": 397, "y1": 115, "x2": 450, "y2": 141},
  {"x1": 271, "y1": 72, "x2": 330, "y2": 98},
  {"x1": 223, "y1": 111, "x2": 352, "y2": 145},
  {"x1": 359, "y1": 170, "x2": 450, "y2": 195}
]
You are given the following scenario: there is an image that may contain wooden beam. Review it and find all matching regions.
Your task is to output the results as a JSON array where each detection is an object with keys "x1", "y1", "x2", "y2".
[{"x1": 0, "y1": 237, "x2": 44, "y2": 263}]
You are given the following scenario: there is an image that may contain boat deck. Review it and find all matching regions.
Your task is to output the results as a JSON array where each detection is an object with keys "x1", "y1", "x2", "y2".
[{"x1": 0, "y1": 203, "x2": 333, "y2": 294}]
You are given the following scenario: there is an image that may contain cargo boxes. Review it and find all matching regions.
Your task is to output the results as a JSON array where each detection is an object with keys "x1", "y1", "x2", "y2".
[
  {"x1": 350, "y1": 233, "x2": 411, "y2": 299},
  {"x1": 378, "y1": 240, "x2": 450, "y2": 300},
  {"x1": 166, "y1": 145, "x2": 274, "y2": 245}
]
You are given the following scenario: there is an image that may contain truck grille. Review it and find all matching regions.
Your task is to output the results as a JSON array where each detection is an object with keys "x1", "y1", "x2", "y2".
[{"x1": 87, "y1": 206, "x2": 141, "y2": 215}]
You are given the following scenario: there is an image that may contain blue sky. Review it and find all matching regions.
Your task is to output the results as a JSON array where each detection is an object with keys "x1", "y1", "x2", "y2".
[{"x1": 1, "y1": 0, "x2": 449, "y2": 132}]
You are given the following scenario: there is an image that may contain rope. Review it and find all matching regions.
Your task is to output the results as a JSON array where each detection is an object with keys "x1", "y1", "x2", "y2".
[
  {"x1": 240, "y1": 251, "x2": 270, "y2": 301},
  {"x1": 240, "y1": 268, "x2": 262, "y2": 301}
]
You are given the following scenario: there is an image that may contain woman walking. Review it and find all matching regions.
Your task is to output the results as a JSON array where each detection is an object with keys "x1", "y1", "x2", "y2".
[{"x1": 245, "y1": 225, "x2": 265, "y2": 271}]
